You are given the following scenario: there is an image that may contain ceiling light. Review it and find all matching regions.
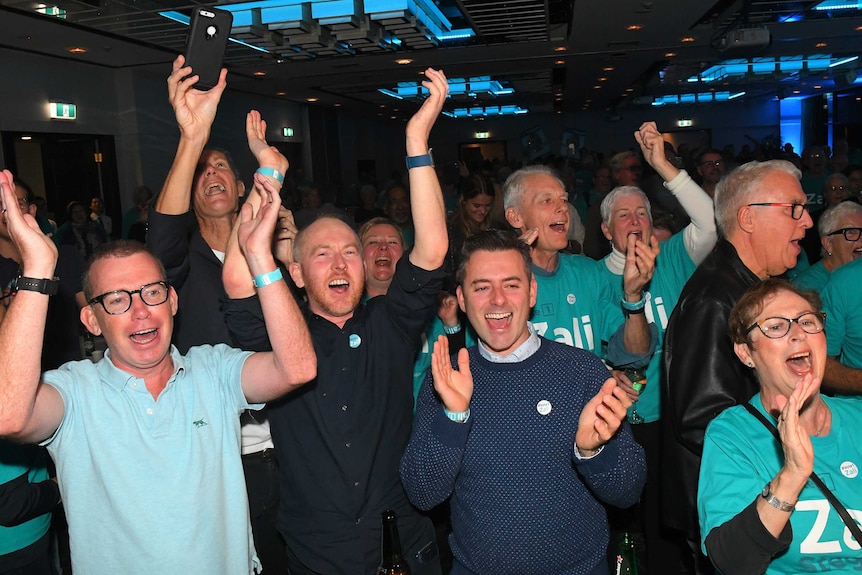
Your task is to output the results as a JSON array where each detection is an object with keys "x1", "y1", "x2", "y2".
[
  {"x1": 334, "y1": 103, "x2": 342, "y2": 107},
  {"x1": 625, "y1": 87, "x2": 634, "y2": 92},
  {"x1": 307, "y1": 97, "x2": 319, "y2": 102},
  {"x1": 555, "y1": 60, "x2": 566, "y2": 65},
  {"x1": 814, "y1": 84, "x2": 822, "y2": 89},
  {"x1": 21, "y1": 136, "x2": 32, "y2": 141},
  {"x1": 593, "y1": 85, "x2": 602, "y2": 89},
  {"x1": 793, "y1": 90, "x2": 801, "y2": 94},
  {"x1": 627, "y1": 24, "x2": 642, "y2": 31},
  {"x1": 253, "y1": 71, "x2": 267, "y2": 76},
  {"x1": 379, "y1": 104, "x2": 386, "y2": 108},
  {"x1": 598, "y1": 77, "x2": 608, "y2": 81},
  {"x1": 603, "y1": 66, "x2": 615, "y2": 71},
  {"x1": 276, "y1": 91, "x2": 286, "y2": 96},
  {"x1": 681, "y1": 36, "x2": 695, "y2": 43},
  {"x1": 390, "y1": 115, "x2": 397, "y2": 119},
  {"x1": 67, "y1": 47, "x2": 87, "y2": 53},
  {"x1": 816, "y1": 42, "x2": 827, "y2": 48},
  {"x1": 554, "y1": 46, "x2": 567, "y2": 52},
  {"x1": 665, "y1": 52, "x2": 677, "y2": 58},
  {"x1": 396, "y1": 58, "x2": 413, "y2": 65},
  {"x1": 857, "y1": 25, "x2": 862, "y2": 31}
]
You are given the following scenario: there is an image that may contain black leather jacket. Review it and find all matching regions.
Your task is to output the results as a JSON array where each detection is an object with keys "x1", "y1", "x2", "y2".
[{"x1": 661, "y1": 239, "x2": 761, "y2": 532}]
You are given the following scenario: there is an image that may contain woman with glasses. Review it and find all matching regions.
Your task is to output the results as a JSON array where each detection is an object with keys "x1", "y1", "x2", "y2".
[
  {"x1": 697, "y1": 279, "x2": 862, "y2": 575},
  {"x1": 800, "y1": 173, "x2": 853, "y2": 264},
  {"x1": 794, "y1": 201, "x2": 862, "y2": 292}
]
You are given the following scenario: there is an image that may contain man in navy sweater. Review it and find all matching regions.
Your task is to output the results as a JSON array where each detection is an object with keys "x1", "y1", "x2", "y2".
[{"x1": 401, "y1": 229, "x2": 646, "y2": 575}]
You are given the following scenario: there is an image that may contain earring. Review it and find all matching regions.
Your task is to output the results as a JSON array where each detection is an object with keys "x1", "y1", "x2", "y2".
[
  {"x1": 747, "y1": 362, "x2": 755, "y2": 368},
  {"x1": 826, "y1": 251, "x2": 833, "y2": 257}
]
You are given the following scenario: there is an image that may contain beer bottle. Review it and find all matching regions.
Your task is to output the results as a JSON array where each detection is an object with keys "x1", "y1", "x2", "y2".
[
  {"x1": 377, "y1": 509, "x2": 411, "y2": 575},
  {"x1": 614, "y1": 532, "x2": 638, "y2": 575}
]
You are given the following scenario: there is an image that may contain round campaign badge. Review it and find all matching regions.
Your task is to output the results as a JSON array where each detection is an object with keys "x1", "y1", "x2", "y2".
[
  {"x1": 349, "y1": 334, "x2": 361, "y2": 349},
  {"x1": 536, "y1": 399, "x2": 552, "y2": 416},
  {"x1": 567, "y1": 293, "x2": 576, "y2": 305},
  {"x1": 840, "y1": 461, "x2": 858, "y2": 479}
]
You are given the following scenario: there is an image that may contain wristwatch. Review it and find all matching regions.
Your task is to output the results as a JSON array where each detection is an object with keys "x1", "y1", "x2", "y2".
[
  {"x1": 11, "y1": 275, "x2": 59, "y2": 296},
  {"x1": 761, "y1": 483, "x2": 795, "y2": 512},
  {"x1": 405, "y1": 149, "x2": 434, "y2": 170}
]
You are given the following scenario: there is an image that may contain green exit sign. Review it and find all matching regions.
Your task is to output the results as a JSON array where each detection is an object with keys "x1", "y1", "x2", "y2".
[
  {"x1": 677, "y1": 119, "x2": 693, "y2": 127},
  {"x1": 283, "y1": 127, "x2": 294, "y2": 137},
  {"x1": 49, "y1": 103, "x2": 77, "y2": 120}
]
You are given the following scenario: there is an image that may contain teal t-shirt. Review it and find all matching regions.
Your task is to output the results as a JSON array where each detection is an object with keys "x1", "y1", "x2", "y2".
[
  {"x1": 699, "y1": 395, "x2": 862, "y2": 575},
  {"x1": 598, "y1": 233, "x2": 696, "y2": 422},
  {"x1": 792, "y1": 260, "x2": 831, "y2": 293},
  {"x1": 0, "y1": 441, "x2": 52, "y2": 556},
  {"x1": 532, "y1": 253, "x2": 623, "y2": 355},
  {"x1": 822, "y1": 258, "x2": 862, "y2": 368}
]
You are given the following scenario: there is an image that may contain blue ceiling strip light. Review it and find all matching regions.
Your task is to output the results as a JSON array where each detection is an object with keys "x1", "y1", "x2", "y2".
[
  {"x1": 688, "y1": 54, "x2": 855, "y2": 83},
  {"x1": 813, "y1": 0, "x2": 862, "y2": 9}
]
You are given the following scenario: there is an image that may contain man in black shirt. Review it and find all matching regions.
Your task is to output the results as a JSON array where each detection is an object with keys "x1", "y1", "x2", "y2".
[{"x1": 224, "y1": 68, "x2": 450, "y2": 575}]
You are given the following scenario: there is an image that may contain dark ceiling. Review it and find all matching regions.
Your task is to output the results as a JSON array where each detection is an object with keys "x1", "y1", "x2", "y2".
[{"x1": 2, "y1": 0, "x2": 862, "y2": 120}]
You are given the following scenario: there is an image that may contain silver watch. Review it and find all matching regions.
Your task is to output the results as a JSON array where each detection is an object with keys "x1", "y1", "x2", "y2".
[{"x1": 761, "y1": 483, "x2": 795, "y2": 512}]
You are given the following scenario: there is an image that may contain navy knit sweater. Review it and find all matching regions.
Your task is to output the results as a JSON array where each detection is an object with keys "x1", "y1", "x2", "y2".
[{"x1": 400, "y1": 339, "x2": 646, "y2": 575}]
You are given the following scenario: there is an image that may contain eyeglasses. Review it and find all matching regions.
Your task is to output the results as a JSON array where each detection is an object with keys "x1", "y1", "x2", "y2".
[
  {"x1": 88, "y1": 281, "x2": 170, "y2": 315},
  {"x1": 699, "y1": 160, "x2": 724, "y2": 168},
  {"x1": 827, "y1": 227, "x2": 862, "y2": 241},
  {"x1": 827, "y1": 185, "x2": 849, "y2": 193},
  {"x1": 746, "y1": 202, "x2": 808, "y2": 220},
  {"x1": 746, "y1": 311, "x2": 826, "y2": 339}
]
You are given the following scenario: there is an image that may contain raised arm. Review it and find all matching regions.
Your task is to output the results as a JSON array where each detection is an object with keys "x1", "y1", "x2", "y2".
[
  {"x1": 236, "y1": 176, "x2": 315, "y2": 403},
  {"x1": 407, "y1": 68, "x2": 449, "y2": 271},
  {"x1": 636, "y1": 122, "x2": 716, "y2": 264},
  {"x1": 0, "y1": 170, "x2": 64, "y2": 442},
  {"x1": 155, "y1": 55, "x2": 228, "y2": 215}
]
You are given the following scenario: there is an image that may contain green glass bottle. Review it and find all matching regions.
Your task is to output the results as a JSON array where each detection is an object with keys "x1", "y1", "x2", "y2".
[{"x1": 614, "y1": 532, "x2": 638, "y2": 575}]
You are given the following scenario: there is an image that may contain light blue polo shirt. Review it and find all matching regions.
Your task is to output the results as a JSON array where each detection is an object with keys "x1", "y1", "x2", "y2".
[{"x1": 42, "y1": 344, "x2": 260, "y2": 575}]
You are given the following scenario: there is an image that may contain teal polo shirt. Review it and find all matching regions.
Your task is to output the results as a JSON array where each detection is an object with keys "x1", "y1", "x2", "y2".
[{"x1": 43, "y1": 344, "x2": 260, "y2": 575}]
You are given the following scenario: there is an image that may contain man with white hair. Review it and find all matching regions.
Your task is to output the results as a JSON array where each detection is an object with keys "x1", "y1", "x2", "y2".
[{"x1": 663, "y1": 159, "x2": 812, "y2": 573}]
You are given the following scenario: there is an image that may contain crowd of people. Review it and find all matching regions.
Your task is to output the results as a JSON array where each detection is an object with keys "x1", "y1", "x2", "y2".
[{"x1": 1, "y1": 53, "x2": 862, "y2": 575}]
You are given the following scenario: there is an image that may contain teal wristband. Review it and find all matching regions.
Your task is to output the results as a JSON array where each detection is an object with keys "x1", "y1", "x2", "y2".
[
  {"x1": 444, "y1": 407, "x2": 470, "y2": 423},
  {"x1": 443, "y1": 322, "x2": 462, "y2": 335},
  {"x1": 255, "y1": 167, "x2": 285, "y2": 184},
  {"x1": 621, "y1": 292, "x2": 646, "y2": 312},
  {"x1": 253, "y1": 268, "x2": 283, "y2": 288}
]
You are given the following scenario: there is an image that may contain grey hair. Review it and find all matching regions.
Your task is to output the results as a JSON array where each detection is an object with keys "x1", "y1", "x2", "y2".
[
  {"x1": 714, "y1": 160, "x2": 802, "y2": 236},
  {"x1": 610, "y1": 151, "x2": 638, "y2": 173},
  {"x1": 818, "y1": 200, "x2": 862, "y2": 238},
  {"x1": 600, "y1": 186, "x2": 653, "y2": 227},
  {"x1": 502, "y1": 165, "x2": 564, "y2": 211}
]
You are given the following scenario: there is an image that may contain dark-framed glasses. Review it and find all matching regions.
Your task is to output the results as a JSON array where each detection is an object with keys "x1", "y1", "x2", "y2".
[
  {"x1": 746, "y1": 202, "x2": 807, "y2": 220},
  {"x1": 746, "y1": 311, "x2": 826, "y2": 339},
  {"x1": 699, "y1": 160, "x2": 724, "y2": 168},
  {"x1": 828, "y1": 185, "x2": 849, "y2": 193},
  {"x1": 827, "y1": 227, "x2": 862, "y2": 241},
  {"x1": 88, "y1": 281, "x2": 170, "y2": 315}
]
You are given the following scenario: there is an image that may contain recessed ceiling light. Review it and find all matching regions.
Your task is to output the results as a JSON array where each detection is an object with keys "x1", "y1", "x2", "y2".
[
  {"x1": 390, "y1": 115, "x2": 397, "y2": 119},
  {"x1": 334, "y1": 103, "x2": 342, "y2": 107},
  {"x1": 21, "y1": 135, "x2": 32, "y2": 141},
  {"x1": 555, "y1": 60, "x2": 566, "y2": 65},
  {"x1": 554, "y1": 46, "x2": 567, "y2": 52},
  {"x1": 665, "y1": 52, "x2": 677, "y2": 58},
  {"x1": 253, "y1": 71, "x2": 266, "y2": 76},
  {"x1": 555, "y1": 96, "x2": 562, "y2": 101},
  {"x1": 793, "y1": 90, "x2": 801, "y2": 94},
  {"x1": 627, "y1": 24, "x2": 642, "y2": 31},
  {"x1": 857, "y1": 97, "x2": 862, "y2": 101},
  {"x1": 395, "y1": 58, "x2": 413, "y2": 65},
  {"x1": 603, "y1": 66, "x2": 615, "y2": 71},
  {"x1": 379, "y1": 104, "x2": 386, "y2": 108},
  {"x1": 816, "y1": 42, "x2": 827, "y2": 48},
  {"x1": 814, "y1": 84, "x2": 822, "y2": 89},
  {"x1": 681, "y1": 36, "x2": 695, "y2": 43},
  {"x1": 67, "y1": 46, "x2": 87, "y2": 53},
  {"x1": 857, "y1": 25, "x2": 862, "y2": 31},
  {"x1": 593, "y1": 85, "x2": 602, "y2": 89},
  {"x1": 307, "y1": 97, "x2": 318, "y2": 102},
  {"x1": 625, "y1": 87, "x2": 634, "y2": 92},
  {"x1": 276, "y1": 91, "x2": 286, "y2": 96},
  {"x1": 598, "y1": 77, "x2": 608, "y2": 81}
]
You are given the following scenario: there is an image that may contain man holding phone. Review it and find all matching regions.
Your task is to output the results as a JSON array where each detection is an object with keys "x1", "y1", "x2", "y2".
[{"x1": 148, "y1": 56, "x2": 290, "y2": 573}]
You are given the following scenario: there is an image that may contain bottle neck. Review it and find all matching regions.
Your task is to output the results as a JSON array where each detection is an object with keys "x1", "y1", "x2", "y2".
[{"x1": 380, "y1": 515, "x2": 404, "y2": 566}]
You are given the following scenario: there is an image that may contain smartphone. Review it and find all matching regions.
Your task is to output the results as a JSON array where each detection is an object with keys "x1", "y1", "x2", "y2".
[{"x1": 183, "y1": 7, "x2": 233, "y2": 91}]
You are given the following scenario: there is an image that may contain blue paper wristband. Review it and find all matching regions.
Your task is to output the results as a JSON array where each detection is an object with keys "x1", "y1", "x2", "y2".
[
  {"x1": 621, "y1": 292, "x2": 646, "y2": 311},
  {"x1": 253, "y1": 268, "x2": 283, "y2": 288},
  {"x1": 255, "y1": 167, "x2": 285, "y2": 184},
  {"x1": 444, "y1": 407, "x2": 470, "y2": 423}
]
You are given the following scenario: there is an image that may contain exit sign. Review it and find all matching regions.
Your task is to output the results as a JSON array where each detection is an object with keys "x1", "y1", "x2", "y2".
[
  {"x1": 283, "y1": 127, "x2": 294, "y2": 137},
  {"x1": 49, "y1": 103, "x2": 77, "y2": 120},
  {"x1": 676, "y1": 119, "x2": 693, "y2": 127}
]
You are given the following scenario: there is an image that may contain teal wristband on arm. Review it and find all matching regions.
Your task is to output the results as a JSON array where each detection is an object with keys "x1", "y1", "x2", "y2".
[
  {"x1": 443, "y1": 322, "x2": 462, "y2": 335},
  {"x1": 621, "y1": 292, "x2": 646, "y2": 312},
  {"x1": 255, "y1": 167, "x2": 285, "y2": 184},
  {"x1": 253, "y1": 268, "x2": 283, "y2": 288},
  {"x1": 444, "y1": 407, "x2": 470, "y2": 423}
]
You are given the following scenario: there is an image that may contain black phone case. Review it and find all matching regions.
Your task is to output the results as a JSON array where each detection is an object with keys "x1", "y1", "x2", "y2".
[{"x1": 183, "y1": 7, "x2": 233, "y2": 91}]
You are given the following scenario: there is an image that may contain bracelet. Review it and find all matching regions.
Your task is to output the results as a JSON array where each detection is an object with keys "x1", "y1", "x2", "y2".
[
  {"x1": 255, "y1": 167, "x2": 285, "y2": 184},
  {"x1": 621, "y1": 292, "x2": 646, "y2": 312},
  {"x1": 252, "y1": 268, "x2": 283, "y2": 288},
  {"x1": 444, "y1": 407, "x2": 470, "y2": 423},
  {"x1": 405, "y1": 149, "x2": 434, "y2": 170},
  {"x1": 443, "y1": 322, "x2": 462, "y2": 335}
]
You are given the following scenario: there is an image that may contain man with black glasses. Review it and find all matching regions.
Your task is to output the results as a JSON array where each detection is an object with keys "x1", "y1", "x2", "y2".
[
  {"x1": 0, "y1": 167, "x2": 316, "y2": 575},
  {"x1": 662, "y1": 160, "x2": 812, "y2": 574},
  {"x1": 695, "y1": 149, "x2": 726, "y2": 199}
]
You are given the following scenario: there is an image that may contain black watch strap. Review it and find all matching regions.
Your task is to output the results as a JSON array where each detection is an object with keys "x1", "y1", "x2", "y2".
[{"x1": 13, "y1": 275, "x2": 59, "y2": 296}]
